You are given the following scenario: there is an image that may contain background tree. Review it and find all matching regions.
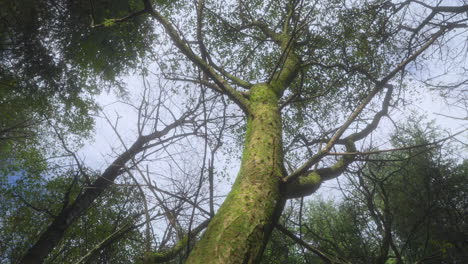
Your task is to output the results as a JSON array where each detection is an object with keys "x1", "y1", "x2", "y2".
[
  {"x1": 0, "y1": 171, "x2": 147, "y2": 263},
  {"x1": 280, "y1": 122, "x2": 467, "y2": 263}
]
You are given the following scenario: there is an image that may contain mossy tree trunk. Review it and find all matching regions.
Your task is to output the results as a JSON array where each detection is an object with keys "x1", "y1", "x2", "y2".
[
  {"x1": 185, "y1": 84, "x2": 287, "y2": 264},
  {"x1": 148, "y1": 7, "x2": 308, "y2": 263}
]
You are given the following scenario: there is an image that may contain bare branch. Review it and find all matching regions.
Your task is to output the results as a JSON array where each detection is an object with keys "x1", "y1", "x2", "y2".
[
  {"x1": 145, "y1": 1, "x2": 251, "y2": 112},
  {"x1": 276, "y1": 224, "x2": 349, "y2": 264}
]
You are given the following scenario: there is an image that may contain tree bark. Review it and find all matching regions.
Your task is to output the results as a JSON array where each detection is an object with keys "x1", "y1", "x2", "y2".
[{"x1": 185, "y1": 84, "x2": 286, "y2": 264}]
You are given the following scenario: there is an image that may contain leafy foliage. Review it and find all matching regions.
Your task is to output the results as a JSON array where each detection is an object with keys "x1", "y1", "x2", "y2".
[
  {"x1": 0, "y1": 0, "x2": 156, "y2": 193},
  {"x1": 0, "y1": 170, "x2": 145, "y2": 263},
  {"x1": 289, "y1": 124, "x2": 468, "y2": 263}
]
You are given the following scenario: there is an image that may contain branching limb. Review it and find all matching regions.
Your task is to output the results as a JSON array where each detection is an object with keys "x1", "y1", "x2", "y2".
[
  {"x1": 74, "y1": 212, "x2": 160, "y2": 264},
  {"x1": 13, "y1": 191, "x2": 56, "y2": 218},
  {"x1": 339, "y1": 84, "x2": 394, "y2": 143},
  {"x1": 276, "y1": 224, "x2": 349, "y2": 264},
  {"x1": 330, "y1": 128, "x2": 467, "y2": 156},
  {"x1": 249, "y1": 21, "x2": 283, "y2": 43},
  {"x1": 88, "y1": 0, "x2": 250, "y2": 110},
  {"x1": 89, "y1": 0, "x2": 152, "y2": 28},
  {"x1": 165, "y1": 77, "x2": 223, "y2": 93},
  {"x1": 194, "y1": 0, "x2": 251, "y2": 89},
  {"x1": 143, "y1": 1, "x2": 251, "y2": 113},
  {"x1": 51, "y1": 124, "x2": 92, "y2": 185},
  {"x1": 19, "y1": 97, "x2": 202, "y2": 264},
  {"x1": 285, "y1": 140, "x2": 356, "y2": 199},
  {"x1": 284, "y1": 26, "x2": 449, "y2": 183},
  {"x1": 207, "y1": 62, "x2": 254, "y2": 89},
  {"x1": 410, "y1": 1, "x2": 468, "y2": 14}
]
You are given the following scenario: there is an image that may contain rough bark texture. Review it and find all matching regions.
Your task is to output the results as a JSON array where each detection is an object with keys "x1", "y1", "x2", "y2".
[{"x1": 185, "y1": 84, "x2": 286, "y2": 264}]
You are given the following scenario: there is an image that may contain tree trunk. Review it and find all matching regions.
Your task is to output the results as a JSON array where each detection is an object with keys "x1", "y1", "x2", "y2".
[{"x1": 185, "y1": 84, "x2": 286, "y2": 264}]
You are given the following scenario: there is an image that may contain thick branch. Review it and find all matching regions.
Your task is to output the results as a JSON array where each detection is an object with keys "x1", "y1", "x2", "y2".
[
  {"x1": 146, "y1": 2, "x2": 251, "y2": 112},
  {"x1": 269, "y1": 38, "x2": 301, "y2": 96},
  {"x1": 251, "y1": 21, "x2": 283, "y2": 43},
  {"x1": 89, "y1": 0, "x2": 153, "y2": 28},
  {"x1": 19, "y1": 112, "x2": 195, "y2": 264},
  {"x1": 285, "y1": 141, "x2": 356, "y2": 198},
  {"x1": 332, "y1": 128, "x2": 467, "y2": 156},
  {"x1": 411, "y1": 1, "x2": 468, "y2": 13}
]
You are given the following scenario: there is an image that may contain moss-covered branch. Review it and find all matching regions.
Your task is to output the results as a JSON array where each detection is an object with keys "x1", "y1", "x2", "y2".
[
  {"x1": 269, "y1": 38, "x2": 300, "y2": 96},
  {"x1": 268, "y1": 35, "x2": 301, "y2": 96},
  {"x1": 285, "y1": 141, "x2": 356, "y2": 199},
  {"x1": 285, "y1": 171, "x2": 321, "y2": 199}
]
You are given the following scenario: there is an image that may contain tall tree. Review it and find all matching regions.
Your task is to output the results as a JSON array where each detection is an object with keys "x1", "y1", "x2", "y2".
[
  {"x1": 2, "y1": 0, "x2": 467, "y2": 263},
  {"x1": 141, "y1": 1, "x2": 468, "y2": 263}
]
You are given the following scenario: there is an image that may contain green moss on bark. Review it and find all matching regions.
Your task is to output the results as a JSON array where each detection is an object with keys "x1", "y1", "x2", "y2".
[
  {"x1": 185, "y1": 84, "x2": 285, "y2": 264},
  {"x1": 285, "y1": 172, "x2": 322, "y2": 199}
]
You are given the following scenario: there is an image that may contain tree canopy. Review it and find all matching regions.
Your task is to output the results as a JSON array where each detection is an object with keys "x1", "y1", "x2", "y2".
[{"x1": 0, "y1": 0, "x2": 467, "y2": 263}]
